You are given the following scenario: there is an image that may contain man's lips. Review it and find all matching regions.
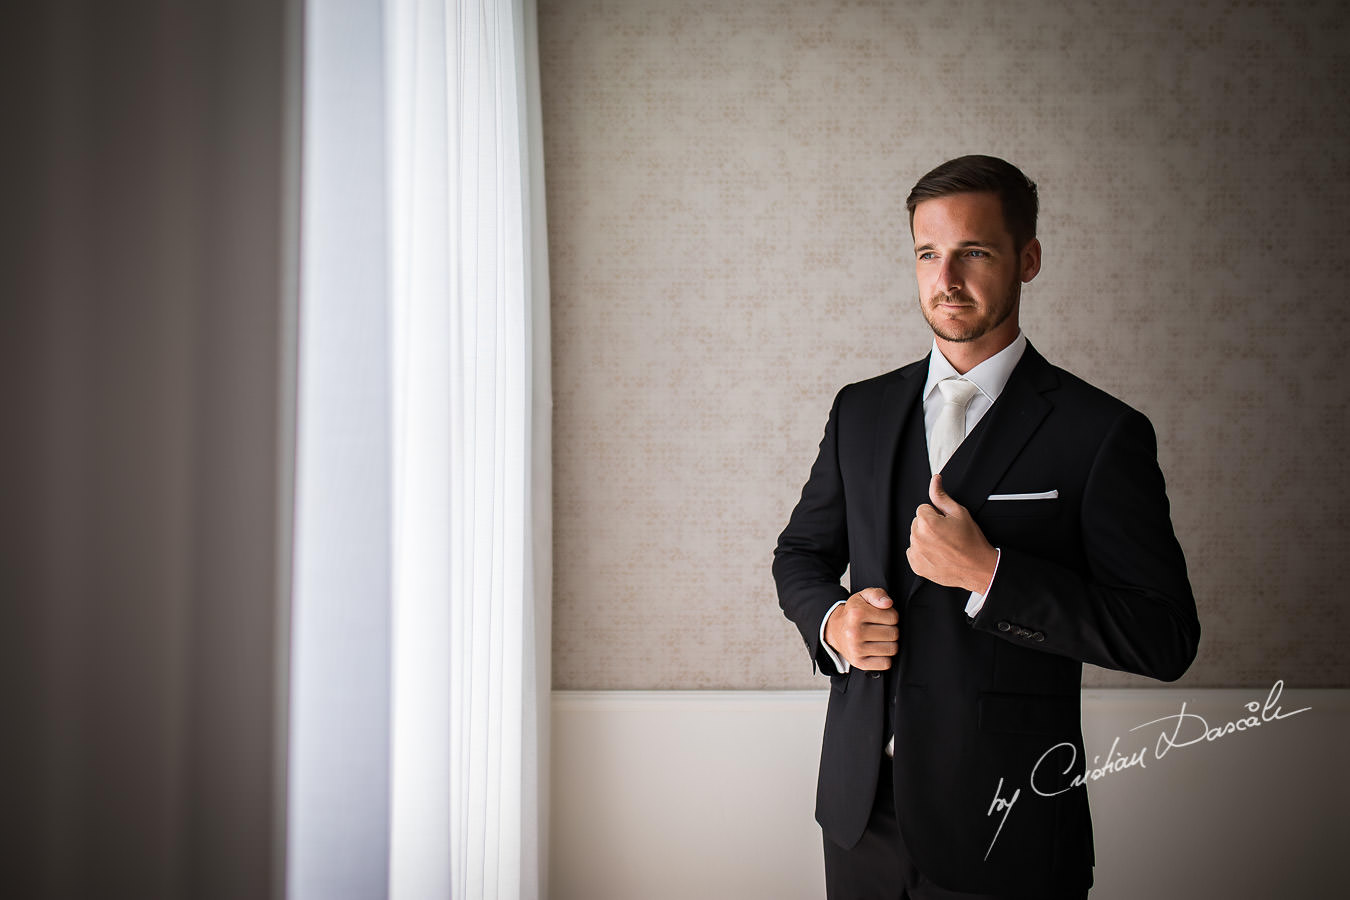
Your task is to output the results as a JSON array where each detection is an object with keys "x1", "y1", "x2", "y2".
[{"x1": 931, "y1": 292, "x2": 970, "y2": 309}]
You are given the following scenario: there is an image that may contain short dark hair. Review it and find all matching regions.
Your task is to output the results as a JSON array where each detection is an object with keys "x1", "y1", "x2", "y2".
[{"x1": 905, "y1": 155, "x2": 1039, "y2": 250}]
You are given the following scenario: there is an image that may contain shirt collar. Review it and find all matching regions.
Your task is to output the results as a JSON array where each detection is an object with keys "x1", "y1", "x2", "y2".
[{"x1": 922, "y1": 331, "x2": 1028, "y2": 406}]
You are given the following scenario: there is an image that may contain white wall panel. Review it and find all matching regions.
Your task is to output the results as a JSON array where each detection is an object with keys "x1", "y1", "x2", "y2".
[{"x1": 552, "y1": 688, "x2": 1348, "y2": 899}]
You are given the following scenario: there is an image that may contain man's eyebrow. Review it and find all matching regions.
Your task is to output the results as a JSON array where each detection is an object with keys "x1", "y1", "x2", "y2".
[{"x1": 913, "y1": 239, "x2": 998, "y2": 252}]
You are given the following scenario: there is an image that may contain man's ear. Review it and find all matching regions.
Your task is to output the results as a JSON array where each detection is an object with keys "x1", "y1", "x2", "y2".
[{"x1": 1020, "y1": 237, "x2": 1042, "y2": 283}]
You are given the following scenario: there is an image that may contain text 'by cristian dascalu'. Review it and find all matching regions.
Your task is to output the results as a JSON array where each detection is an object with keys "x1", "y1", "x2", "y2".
[{"x1": 981, "y1": 679, "x2": 1311, "y2": 860}]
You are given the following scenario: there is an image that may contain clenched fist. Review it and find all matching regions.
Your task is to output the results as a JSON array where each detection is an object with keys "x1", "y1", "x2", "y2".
[
  {"x1": 824, "y1": 587, "x2": 900, "y2": 671},
  {"x1": 906, "y1": 474, "x2": 998, "y2": 593}
]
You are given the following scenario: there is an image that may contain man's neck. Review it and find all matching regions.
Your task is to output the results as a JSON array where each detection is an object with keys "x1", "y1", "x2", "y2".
[{"x1": 935, "y1": 327, "x2": 1019, "y2": 375}]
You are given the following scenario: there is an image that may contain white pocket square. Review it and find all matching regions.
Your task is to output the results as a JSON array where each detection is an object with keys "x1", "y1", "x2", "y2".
[{"x1": 987, "y1": 490, "x2": 1059, "y2": 500}]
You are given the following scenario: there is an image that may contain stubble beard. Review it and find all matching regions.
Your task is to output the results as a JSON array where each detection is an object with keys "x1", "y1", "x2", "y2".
[{"x1": 921, "y1": 278, "x2": 1021, "y2": 344}]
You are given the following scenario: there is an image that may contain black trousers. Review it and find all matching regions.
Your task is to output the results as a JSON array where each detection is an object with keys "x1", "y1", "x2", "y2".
[{"x1": 822, "y1": 758, "x2": 1089, "y2": 900}]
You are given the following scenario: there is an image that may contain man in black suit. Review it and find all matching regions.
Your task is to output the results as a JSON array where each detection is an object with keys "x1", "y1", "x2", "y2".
[{"x1": 774, "y1": 156, "x2": 1200, "y2": 899}]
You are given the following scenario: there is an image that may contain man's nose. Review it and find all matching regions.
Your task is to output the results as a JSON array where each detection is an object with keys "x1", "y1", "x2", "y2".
[{"x1": 936, "y1": 258, "x2": 963, "y2": 295}]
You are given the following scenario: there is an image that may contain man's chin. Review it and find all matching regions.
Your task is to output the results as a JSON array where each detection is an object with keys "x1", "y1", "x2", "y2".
[
  {"x1": 934, "y1": 331, "x2": 975, "y2": 343},
  {"x1": 926, "y1": 321, "x2": 986, "y2": 344}
]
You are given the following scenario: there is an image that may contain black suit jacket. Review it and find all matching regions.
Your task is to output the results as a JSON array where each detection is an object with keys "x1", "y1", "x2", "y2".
[{"x1": 774, "y1": 343, "x2": 1200, "y2": 895}]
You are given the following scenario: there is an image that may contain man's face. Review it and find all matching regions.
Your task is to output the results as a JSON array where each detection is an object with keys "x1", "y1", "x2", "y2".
[{"x1": 911, "y1": 191, "x2": 1040, "y2": 349}]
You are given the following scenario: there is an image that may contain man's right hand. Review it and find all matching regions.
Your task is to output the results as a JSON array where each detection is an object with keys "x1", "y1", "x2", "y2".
[{"x1": 824, "y1": 587, "x2": 900, "y2": 670}]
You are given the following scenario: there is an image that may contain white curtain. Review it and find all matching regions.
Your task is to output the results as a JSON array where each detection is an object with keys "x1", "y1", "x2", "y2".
[{"x1": 287, "y1": 0, "x2": 550, "y2": 897}]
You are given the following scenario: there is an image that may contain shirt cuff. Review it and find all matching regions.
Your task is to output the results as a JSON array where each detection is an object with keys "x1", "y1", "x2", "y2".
[
  {"x1": 963, "y1": 547, "x2": 1002, "y2": 618},
  {"x1": 819, "y1": 599, "x2": 850, "y2": 674}
]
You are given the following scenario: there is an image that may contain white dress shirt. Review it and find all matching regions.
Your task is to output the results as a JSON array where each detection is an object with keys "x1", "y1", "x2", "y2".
[{"x1": 819, "y1": 332, "x2": 1027, "y2": 675}]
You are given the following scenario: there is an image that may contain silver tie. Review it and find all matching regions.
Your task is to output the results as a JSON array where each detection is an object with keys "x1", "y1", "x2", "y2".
[{"x1": 929, "y1": 378, "x2": 981, "y2": 473}]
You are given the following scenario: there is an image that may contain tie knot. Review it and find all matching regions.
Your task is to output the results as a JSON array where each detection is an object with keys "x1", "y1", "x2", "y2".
[{"x1": 937, "y1": 378, "x2": 981, "y2": 409}]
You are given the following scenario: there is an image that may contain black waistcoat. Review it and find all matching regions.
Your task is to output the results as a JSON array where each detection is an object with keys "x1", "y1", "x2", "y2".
[{"x1": 882, "y1": 383, "x2": 998, "y2": 742}]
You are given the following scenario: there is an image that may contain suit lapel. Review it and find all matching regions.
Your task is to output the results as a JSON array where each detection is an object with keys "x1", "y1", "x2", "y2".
[
  {"x1": 941, "y1": 342, "x2": 1058, "y2": 517},
  {"x1": 872, "y1": 357, "x2": 927, "y2": 592},
  {"x1": 899, "y1": 342, "x2": 1058, "y2": 606}
]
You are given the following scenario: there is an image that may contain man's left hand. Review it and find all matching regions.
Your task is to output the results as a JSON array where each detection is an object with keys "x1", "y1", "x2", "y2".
[{"x1": 907, "y1": 474, "x2": 999, "y2": 593}]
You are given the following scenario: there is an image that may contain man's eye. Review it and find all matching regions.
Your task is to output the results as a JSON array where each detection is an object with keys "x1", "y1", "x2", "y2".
[
  {"x1": 967, "y1": 250, "x2": 988, "y2": 258},
  {"x1": 918, "y1": 252, "x2": 936, "y2": 260}
]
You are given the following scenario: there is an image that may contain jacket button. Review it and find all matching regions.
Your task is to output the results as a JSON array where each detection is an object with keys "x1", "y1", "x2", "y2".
[
  {"x1": 996, "y1": 621, "x2": 1012, "y2": 632},
  {"x1": 1031, "y1": 632, "x2": 1045, "y2": 642},
  {"x1": 869, "y1": 671, "x2": 881, "y2": 679}
]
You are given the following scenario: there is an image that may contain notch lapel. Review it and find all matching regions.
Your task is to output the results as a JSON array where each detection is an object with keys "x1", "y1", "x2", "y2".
[
  {"x1": 901, "y1": 343, "x2": 1058, "y2": 606},
  {"x1": 872, "y1": 357, "x2": 927, "y2": 592},
  {"x1": 941, "y1": 343, "x2": 1058, "y2": 517}
]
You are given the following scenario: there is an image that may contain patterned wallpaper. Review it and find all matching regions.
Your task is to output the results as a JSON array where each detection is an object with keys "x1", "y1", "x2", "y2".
[{"x1": 540, "y1": 0, "x2": 1350, "y2": 689}]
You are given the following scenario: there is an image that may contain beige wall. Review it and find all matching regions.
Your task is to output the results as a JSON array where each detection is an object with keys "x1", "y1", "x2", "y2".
[{"x1": 541, "y1": 0, "x2": 1350, "y2": 690}]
